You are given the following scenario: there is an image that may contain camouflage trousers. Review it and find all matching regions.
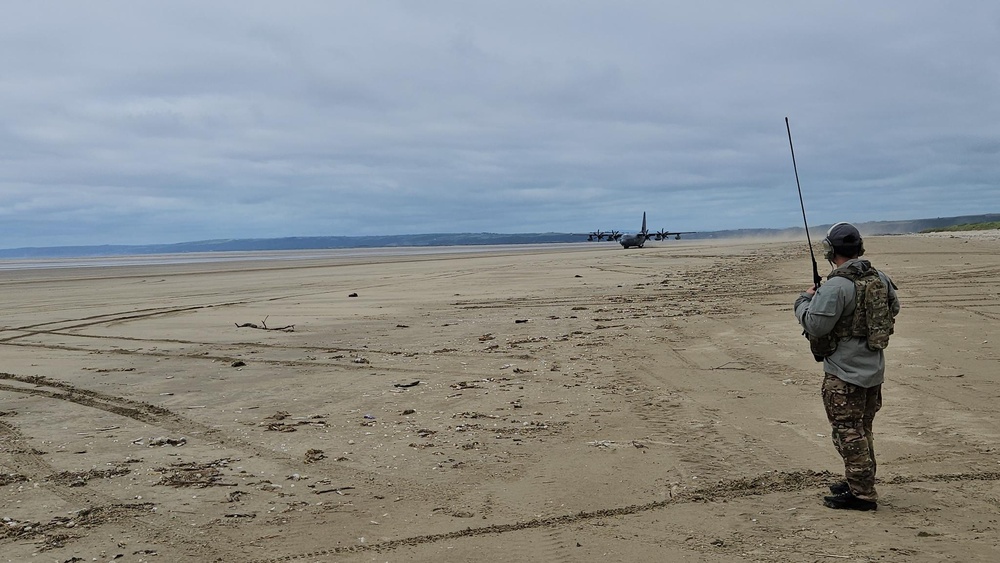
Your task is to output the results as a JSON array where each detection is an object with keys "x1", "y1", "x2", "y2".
[{"x1": 822, "y1": 373, "x2": 882, "y2": 502}]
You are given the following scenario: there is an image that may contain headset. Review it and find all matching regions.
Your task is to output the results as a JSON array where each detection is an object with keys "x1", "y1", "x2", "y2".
[{"x1": 822, "y1": 222, "x2": 865, "y2": 262}]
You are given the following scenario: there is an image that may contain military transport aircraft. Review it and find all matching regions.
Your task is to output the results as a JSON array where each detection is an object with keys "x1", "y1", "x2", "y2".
[{"x1": 590, "y1": 212, "x2": 695, "y2": 249}]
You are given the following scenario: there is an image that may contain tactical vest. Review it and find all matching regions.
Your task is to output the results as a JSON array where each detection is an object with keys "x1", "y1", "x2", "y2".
[{"x1": 809, "y1": 261, "x2": 894, "y2": 358}]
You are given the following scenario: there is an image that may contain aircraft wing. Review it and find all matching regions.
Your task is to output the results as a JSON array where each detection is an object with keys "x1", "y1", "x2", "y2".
[{"x1": 650, "y1": 230, "x2": 698, "y2": 240}]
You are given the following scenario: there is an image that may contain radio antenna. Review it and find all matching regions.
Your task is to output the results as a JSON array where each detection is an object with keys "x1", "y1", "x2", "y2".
[{"x1": 785, "y1": 117, "x2": 822, "y2": 288}]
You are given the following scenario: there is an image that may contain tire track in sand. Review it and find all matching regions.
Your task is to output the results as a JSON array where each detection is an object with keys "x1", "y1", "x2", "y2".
[
  {"x1": 0, "y1": 372, "x2": 462, "y2": 513},
  {"x1": 246, "y1": 469, "x2": 1000, "y2": 562}
]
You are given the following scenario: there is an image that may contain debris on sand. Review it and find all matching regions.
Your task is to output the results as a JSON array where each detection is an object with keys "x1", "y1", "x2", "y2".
[
  {"x1": 313, "y1": 486, "x2": 354, "y2": 495},
  {"x1": 587, "y1": 440, "x2": 616, "y2": 449},
  {"x1": 47, "y1": 466, "x2": 131, "y2": 487},
  {"x1": 154, "y1": 459, "x2": 235, "y2": 488},
  {"x1": 0, "y1": 473, "x2": 28, "y2": 486},
  {"x1": 260, "y1": 412, "x2": 328, "y2": 432},
  {"x1": 234, "y1": 315, "x2": 294, "y2": 331},
  {"x1": 304, "y1": 449, "x2": 326, "y2": 464},
  {"x1": 1, "y1": 505, "x2": 155, "y2": 544},
  {"x1": 142, "y1": 436, "x2": 187, "y2": 447}
]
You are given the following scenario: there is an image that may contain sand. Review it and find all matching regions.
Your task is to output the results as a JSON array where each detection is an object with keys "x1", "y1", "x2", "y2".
[{"x1": 2, "y1": 233, "x2": 999, "y2": 562}]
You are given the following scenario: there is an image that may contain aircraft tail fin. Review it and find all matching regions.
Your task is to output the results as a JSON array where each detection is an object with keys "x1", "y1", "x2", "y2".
[{"x1": 641, "y1": 212, "x2": 647, "y2": 234}]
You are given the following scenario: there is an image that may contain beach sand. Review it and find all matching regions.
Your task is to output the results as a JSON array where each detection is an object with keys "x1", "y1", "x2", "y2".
[{"x1": 2, "y1": 233, "x2": 999, "y2": 562}]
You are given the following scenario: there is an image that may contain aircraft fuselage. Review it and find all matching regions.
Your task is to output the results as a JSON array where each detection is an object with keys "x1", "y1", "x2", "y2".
[
  {"x1": 619, "y1": 234, "x2": 645, "y2": 249},
  {"x1": 620, "y1": 211, "x2": 649, "y2": 249}
]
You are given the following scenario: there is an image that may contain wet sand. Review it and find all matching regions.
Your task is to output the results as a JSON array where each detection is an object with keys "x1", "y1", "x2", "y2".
[{"x1": 2, "y1": 233, "x2": 999, "y2": 562}]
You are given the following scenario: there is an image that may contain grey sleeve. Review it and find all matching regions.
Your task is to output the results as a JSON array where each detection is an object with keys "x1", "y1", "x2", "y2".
[
  {"x1": 881, "y1": 271, "x2": 900, "y2": 317},
  {"x1": 795, "y1": 278, "x2": 850, "y2": 337}
]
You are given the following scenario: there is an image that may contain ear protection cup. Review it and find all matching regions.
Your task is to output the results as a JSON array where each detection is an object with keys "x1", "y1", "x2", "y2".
[{"x1": 822, "y1": 237, "x2": 835, "y2": 261}]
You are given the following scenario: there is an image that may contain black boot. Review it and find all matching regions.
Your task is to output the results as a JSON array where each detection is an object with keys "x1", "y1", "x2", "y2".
[
  {"x1": 828, "y1": 481, "x2": 850, "y2": 495},
  {"x1": 823, "y1": 491, "x2": 877, "y2": 511}
]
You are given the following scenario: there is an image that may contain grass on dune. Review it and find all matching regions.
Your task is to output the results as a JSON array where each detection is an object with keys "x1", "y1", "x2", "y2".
[{"x1": 920, "y1": 221, "x2": 1000, "y2": 233}]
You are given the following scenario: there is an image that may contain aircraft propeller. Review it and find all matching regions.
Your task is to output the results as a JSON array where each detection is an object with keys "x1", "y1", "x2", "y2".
[{"x1": 608, "y1": 230, "x2": 622, "y2": 241}]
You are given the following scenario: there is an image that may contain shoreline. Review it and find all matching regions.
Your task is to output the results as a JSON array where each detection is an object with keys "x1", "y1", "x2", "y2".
[{"x1": 0, "y1": 243, "x2": 608, "y2": 272}]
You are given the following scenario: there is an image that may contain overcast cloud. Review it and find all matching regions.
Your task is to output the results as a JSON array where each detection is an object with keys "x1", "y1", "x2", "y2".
[{"x1": 1, "y1": 1, "x2": 998, "y2": 247}]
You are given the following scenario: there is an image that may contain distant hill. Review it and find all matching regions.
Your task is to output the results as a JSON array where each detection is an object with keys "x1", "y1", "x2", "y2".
[
  {"x1": 2, "y1": 213, "x2": 998, "y2": 259},
  {"x1": 853, "y1": 213, "x2": 1000, "y2": 235},
  {"x1": 920, "y1": 221, "x2": 1000, "y2": 232},
  {"x1": 0, "y1": 233, "x2": 589, "y2": 259},
  {"x1": 703, "y1": 213, "x2": 1000, "y2": 240}
]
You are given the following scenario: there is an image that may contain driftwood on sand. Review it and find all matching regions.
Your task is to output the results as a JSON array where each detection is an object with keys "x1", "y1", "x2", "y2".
[{"x1": 234, "y1": 315, "x2": 294, "y2": 332}]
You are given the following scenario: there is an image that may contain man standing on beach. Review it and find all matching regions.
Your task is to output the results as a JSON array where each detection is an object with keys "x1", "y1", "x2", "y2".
[{"x1": 794, "y1": 222, "x2": 899, "y2": 511}]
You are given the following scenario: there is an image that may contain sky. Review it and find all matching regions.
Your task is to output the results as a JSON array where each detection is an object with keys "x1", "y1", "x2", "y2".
[{"x1": 2, "y1": 1, "x2": 998, "y2": 248}]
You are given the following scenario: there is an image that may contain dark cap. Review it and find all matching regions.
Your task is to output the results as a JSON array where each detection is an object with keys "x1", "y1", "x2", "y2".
[{"x1": 826, "y1": 222, "x2": 862, "y2": 247}]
